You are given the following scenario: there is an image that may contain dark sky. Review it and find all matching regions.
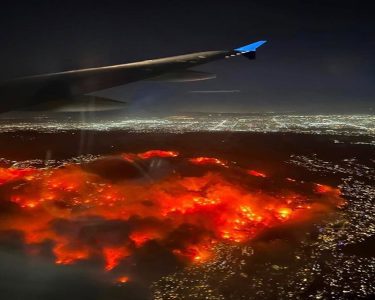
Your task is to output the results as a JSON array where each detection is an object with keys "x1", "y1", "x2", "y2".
[{"x1": 0, "y1": 0, "x2": 374, "y2": 113}]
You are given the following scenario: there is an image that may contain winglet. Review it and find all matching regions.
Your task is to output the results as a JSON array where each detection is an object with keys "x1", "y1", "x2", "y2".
[{"x1": 234, "y1": 40, "x2": 267, "y2": 53}]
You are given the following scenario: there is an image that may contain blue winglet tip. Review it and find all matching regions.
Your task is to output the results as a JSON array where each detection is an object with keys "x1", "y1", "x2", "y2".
[{"x1": 234, "y1": 40, "x2": 267, "y2": 52}]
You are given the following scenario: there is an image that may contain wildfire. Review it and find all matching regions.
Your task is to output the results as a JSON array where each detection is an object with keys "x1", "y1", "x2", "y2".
[
  {"x1": 122, "y1": 150, "x2": 179, "y2": 163},
  {"x1": 315, "y1": 183, "x2": 340, "y2": 195},
  {"x1": 277, "y1": 207, "x2": 292, "y2": 220},
  {"x1": 286, "y1": 177, "x2": 296, "y2": 182},
  {"x1": 116, "y1": 276, "x2": 129, "y2": 284},
  {"x1": 173, "y1": 246, "x2": 212, "y2": 263},
  {"x1": 189, "y1": 157, "x2": 227, "y2": 167},
  {"x1": 130, "y1": 231, "x2": 161, "y2": 247},
  {"x1": 137, "y1": 150, "x2": 179, "y2": 159},
  {"x1": 0, "y1": 150, "x2": 343, "y2": 274},
  {"x1": 103, "y1": 247, "x2": 130, "y2": 271},
  {"x1": 0, "y1": 167, "x2": 37, "y2": 185},
  {"x1": 247, "y1": 170, "x2": 267, "y2": 178},
  {"x1": 54, "y1": 244, "x2": 90, "y2": 265}
]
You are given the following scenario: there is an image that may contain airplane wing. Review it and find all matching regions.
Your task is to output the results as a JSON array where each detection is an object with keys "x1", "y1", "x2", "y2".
[{"x1": 0, "y1": 40, "x2": 266, "y2": 113}]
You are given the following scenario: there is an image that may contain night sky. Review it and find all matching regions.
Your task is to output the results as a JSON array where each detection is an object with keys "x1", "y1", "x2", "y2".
[{"x1": 0, "y1": 0, "x2": 374, "y2": 113}]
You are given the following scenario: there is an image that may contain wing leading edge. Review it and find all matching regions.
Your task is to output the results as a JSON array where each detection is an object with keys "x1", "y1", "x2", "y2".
[{"x1": 0, "y1": 40, "x2": 267, "y2": 113}]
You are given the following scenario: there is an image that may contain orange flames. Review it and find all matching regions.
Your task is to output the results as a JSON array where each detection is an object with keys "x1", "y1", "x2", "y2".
[
  {"x1": 189, "y1": 157, "x2": 227, "y2": 167},
  {"x1": 116, "y1": 276, "x2": 129, "y2": 284},
  {"x1": 0, "y1": 167, "x2": 38, "y2": 185},
  {"x1": 277, "y1": 207, "x2": 292, "y2": 220},
  {"x1": 137, "y1": 150, "x2": 179, "y2": 159},
  {"x1": 315, "y1": 183, "x2": 340, "y2": 195},
  {"x1": 103, "y1": 247, "x2": 130, "y2": 271},
  {"x1": 247, "y1": 170, "x2": 267, "y2": 178},
  {"x1": 122, "y1": 149, "x2": 179, "y2": 162},
  {"x1": 54, "y1": 244, "x2": 90, "y2": 265},
  {"x1": 0, "y1": 150, "x2": 343, "y2": 273},
  {"x1": 173, "y1": 245, "x2": 212, "y2": 263}
]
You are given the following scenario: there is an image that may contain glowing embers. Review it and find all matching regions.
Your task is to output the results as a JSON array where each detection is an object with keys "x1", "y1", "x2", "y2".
[
  {"x1": 286, "y1": 177, "x2": 296, "y2": 182},
  {"x1": 315, "y1": 183, "x2": 340, "y2": 195},
  {"x1": 173, "y1": 245, "x2": 212, "y2": 264},
  {"x1": 219, "y1": 205, "x2": 264, "y2": 243},
  {"x1": 121, "y1": 149, "x2": 179, "y2": 163},
  {"x1": 189, "y1": 157, "x2": 227, "y2": 167},
  {"x1": 0, "y1": 167, "x2": 38, "y2": 185},
  {"x1": 137, "y1": 150, "x2": 179, "y2": 160},
  {"x1": 103, "y1": 247, "x2": 130, "y2": 271},
  {"x1": 129, "y1": 230, "x2": 162, "y2": 247},
  {"x1": 54, "y1": 243, "x2": 90, "y2": 265},
  {"x1": 10, "y1": 195, "x2": 40, "y2": 209},
  {"x1": 247, "y1": 169, "x2": 267, "y2": 178},
  {"x1": 192, "y1": 196, "x2": 219, "y2": 206},
  {"x1": 116, "y1": 276, "x2": 130, "y2": 284},
  {"x1": 277, "y1": 207, "x2": 293, "y2": 220},
  {"x1": 0, "y1": 150, "x2": 343, "y2": 273}
]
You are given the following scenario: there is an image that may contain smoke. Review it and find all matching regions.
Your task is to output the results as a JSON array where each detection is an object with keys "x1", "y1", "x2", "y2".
[{"x1": 0, "y1": 150, "x2": 343, "y2": 290}]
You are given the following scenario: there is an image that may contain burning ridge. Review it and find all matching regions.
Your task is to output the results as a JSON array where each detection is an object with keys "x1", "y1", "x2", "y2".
[{"x1": 0, "y1": 149, "x2": 343, "y2": 280}]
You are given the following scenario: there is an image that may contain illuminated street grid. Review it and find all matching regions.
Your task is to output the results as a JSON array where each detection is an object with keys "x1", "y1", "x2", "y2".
[
  {"x1": 151, "y1": 155, "x2": 375, "y2": 299},
  {"x1": 0, "y1": 114, "x2": 374, "y2": 137},
  {"x1": 0, "y1": 154, "x2": 101, "y2": 169},
  {"x1": 0, "y1": 114, "x2": 373, "y2": 299},
  {"x1": 289, "y1": 155, "x2": 375, "y2": 181}
]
